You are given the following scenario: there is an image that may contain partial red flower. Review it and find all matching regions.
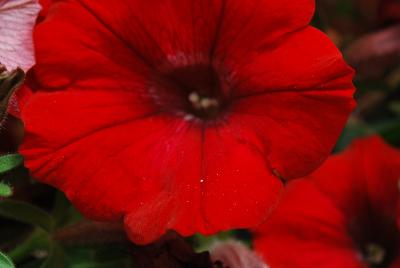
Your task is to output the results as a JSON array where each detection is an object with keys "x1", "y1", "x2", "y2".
[
  {"x1": 0, "y1": 0, "x2": 41, "y2": 117},
  {"x1": 0, "y1": 0, "x2": 41, "y2": 72},
  {"x1": 0, "y1": 0, "x2": 40, "y2": 151},
  {"x1": 20, "y1": 0, "x2": 355, "y2": 244},
  {"x1": 254, "y1": 136, "x2": 400, "y2": 268}
]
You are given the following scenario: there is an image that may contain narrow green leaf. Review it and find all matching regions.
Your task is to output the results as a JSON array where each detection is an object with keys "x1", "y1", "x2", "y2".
[
  {"x1": 70, "y1": 260, "x2": 132, "y2": 268},
  {"x1": 0, "y1": 251, "x2": 15, "y2": 268},
  {"x1": 52, "y1": 191, "x2": 73, "y2": 227},
  {"x1": 0, "y1": 154, "x2": 23, "y2": 174},
  {"x1": 0, "y1": 200, "x2": 54, "y2": 232},
  {"x1": 0, "y1": 181, "x2": 12, "y2": 197},
  {"x1": 8, "y1": 229, "x2": 50, "y2": 263},
  {"x1": 40, "y1": 243, "x2": 65, "y2": 268},
  {"x1": 193, "y1": 231, "x2": 234, "y2": 252}
]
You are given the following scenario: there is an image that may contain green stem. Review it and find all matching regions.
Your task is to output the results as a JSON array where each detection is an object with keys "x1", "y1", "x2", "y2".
[{"x1": 8, "y1": 229, "x2": 50, "y2": 263}]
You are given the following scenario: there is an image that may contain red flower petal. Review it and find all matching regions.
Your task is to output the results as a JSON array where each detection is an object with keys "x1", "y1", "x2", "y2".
[
  {"x1": 230, "y1": 27, "x2": 355, "y2": 179},
  {"x1": 311, "y1": 136, "x2": 400, "y2": 220},
  {"x1": 32, "y1": 0, "x2": 316, "y2": 88},
  {"x1": 38, "y1": 0, "x2": 51, "y2": 18},
  {"x1": 61, "y1": 0, "x2": 314, "y2": 66},
  {"x1": 21, "y1": 90, "x2": 160, "y2": 220},
  {"x1": 199, "y1": 124, "x2": 282, "y2": 233}
]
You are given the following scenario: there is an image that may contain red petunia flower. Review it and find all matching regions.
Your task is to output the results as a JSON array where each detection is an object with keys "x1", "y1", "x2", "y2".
[
  {"x1": 254, "y1": 136, "x2": 400, "y2": 268},
  {"x1": 20, "y1": 0, "x2": 355, "y2": 244}
]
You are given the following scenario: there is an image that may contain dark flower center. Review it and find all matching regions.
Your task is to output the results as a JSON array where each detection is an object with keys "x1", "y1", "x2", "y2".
[
  {"x1": 348, "y1": 210, "x2": 400, "y2": 268},
  {"x1": 150, "y1": 63, "x2": 231, "y2": 121}
]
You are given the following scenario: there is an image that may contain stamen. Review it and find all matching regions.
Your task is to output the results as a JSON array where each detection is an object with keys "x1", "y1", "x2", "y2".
[
  {"x1": 188, "y1": 92, "x2": 200, "y2": 104},
  {"x1": 365, "y1": 243, "x2": 386, "y2": 265},
  {"x1": 200, "y1": 98, "x2": 219, "y2": 109},
  {"x1": 188, "y1": 91, "x2": 219, "y2": 111}
]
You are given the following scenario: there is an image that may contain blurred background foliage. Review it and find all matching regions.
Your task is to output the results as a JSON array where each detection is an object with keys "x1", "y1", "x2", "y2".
[
  {"x1": 0, "y1": 0, "x2": 399, "y2": 267},
  {"x1": 314, "y1": 0, "x2": 400, "y2": 150}
]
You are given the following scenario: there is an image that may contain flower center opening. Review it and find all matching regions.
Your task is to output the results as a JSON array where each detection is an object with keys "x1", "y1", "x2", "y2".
[
  {"x1": 151, "y1": 63, "x2": 230, "y2": 121},
  {"x1": 348, "y1": 211, "x2": 400, "y2": 268}
]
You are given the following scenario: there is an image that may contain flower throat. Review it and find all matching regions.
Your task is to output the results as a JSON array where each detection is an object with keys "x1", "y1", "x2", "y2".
[{"x1": 151, "y1": 63, "x2": 230, "y2": 121}]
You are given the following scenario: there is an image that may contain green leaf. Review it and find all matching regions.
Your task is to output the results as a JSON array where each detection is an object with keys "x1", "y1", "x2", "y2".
[
  {"x1": 192, "y1": 231, "x2": 235, "y2": 252},
  {"x1": 0, "y1": 200, "x2": 54, "y2": 232},
  {"x1": 0, "y1": 154, "x2": 23, "y2": 174},
  {"x1": 0, "y1": 251, "x2": 15, "y2": 268},
  {"x1": 70, "y1": 260, "x2": 132, "y2": 268},
  {"x1": 52, "y1": 191, "x2": 76, "y2": 228},
  {"x1": 40, "y1": 243, "x2": 65, "y2": 268},
  {"x1": 8, "y1": 229, "x2": 50, "y2": 263},
  {"x1": 0, "y1": 181, "x2": 12, "y2": 197},
  {"x1": 372, "y1": 119, "x2": 400, "y2": 146}
]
